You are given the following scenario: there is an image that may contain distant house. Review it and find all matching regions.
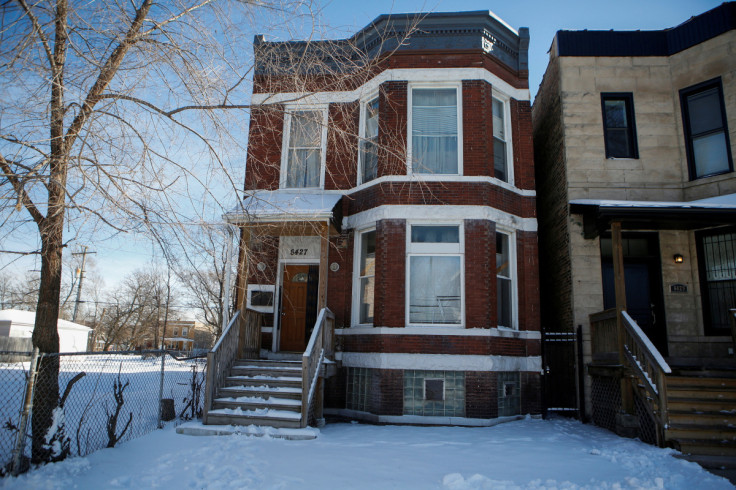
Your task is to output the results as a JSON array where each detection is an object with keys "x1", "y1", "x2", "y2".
[
  {"x1": 0, "y1": 309, "x2": 92, "y2": 353},
  {"x1": 533, "y1": 2, "x2": 736, "y2": 465}
]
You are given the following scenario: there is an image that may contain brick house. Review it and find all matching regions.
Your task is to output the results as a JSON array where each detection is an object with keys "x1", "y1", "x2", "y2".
[
  {"x1": 533, "y1": 3, "x2": 736, "y2": 461},
  {"x1": 218, "y1": 10, "x2": 542, "y2": 426}
]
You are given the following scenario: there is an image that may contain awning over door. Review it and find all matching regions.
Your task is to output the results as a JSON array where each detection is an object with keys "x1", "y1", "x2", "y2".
[
  {"x1": 570, "y1": 194, "x2": 736, "y2": 238},
  {"x1": 224, "y1": 190, "x2": 343, "y2": 232}
]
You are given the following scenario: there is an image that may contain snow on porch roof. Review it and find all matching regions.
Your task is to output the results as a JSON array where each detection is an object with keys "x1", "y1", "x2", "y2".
[
  {"x1": 224, "y1": 190, "x2": 343, "y2": 223},
  {"x1": 570, "y1": 193, "x2": 736, "y2": 210}
]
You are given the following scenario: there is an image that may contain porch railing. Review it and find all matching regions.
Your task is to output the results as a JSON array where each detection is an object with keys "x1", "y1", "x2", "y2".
[
  {"x1": 589, "y1": 308, "x2": 671, "y2": 445},
  {"x1": 301, "y1": 307, "x2": 335, "y2": 428},
  {"x1": 203, "y1": 308, "x2": 263, "y2": 424}
]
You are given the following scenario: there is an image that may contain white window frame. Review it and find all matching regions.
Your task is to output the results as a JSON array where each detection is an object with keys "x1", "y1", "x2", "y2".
[
  {"x1": 405, "y1": 222, "x2": 465, "y2": 327},
  {"x1": 279, "y1": 106, "x2": 329, "y2": 189},
  {"x1": 492, "y1": 92, "x2": 514, "y2": 185},
  {"x1": 496, "y1": 227, "x2": 518, "y2": 330},
  {"x1": 407, "y1": 83, "x2": 464, "y2": 176},
  {"x1": 358, "y1": 94, "x2": 380, "y2": 185},
  {"x1": 352, "y1": 226, "x2": 377, "y2": 326}
]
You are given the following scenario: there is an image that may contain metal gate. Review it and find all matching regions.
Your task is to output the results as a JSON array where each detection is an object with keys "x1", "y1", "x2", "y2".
[{"x1": 541, "y1": 328, "x2": 581, "y2": 418}]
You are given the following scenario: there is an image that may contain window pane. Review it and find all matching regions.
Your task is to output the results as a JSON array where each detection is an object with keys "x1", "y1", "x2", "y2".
[
  {"x1": 494, "y1": 138, "x2": 507, "y2": 182},
  {"x1": 693, "y1": 131, "x2": 729, "y2": 177},
  {"x1": 492, "y1": 98, "x2": 505, "y2": 139},
  {"x1": 365, "y1": 98, "x2": 379, "y2": 138},
  {"x1": 412, "y1": 88, "x2": 458, "y2": 174},
  {"x1": 702, "y1": 231, "x2": 736, "y2": 330},
  {"x1": 359, "y1": 277, "x2": 375, "y2": 324},
  {"x1": 409, "y1": 256, "x2": 461, "y2": 324},
  {"x1": 287, "y1": 149, "x2": 320, "y2": 187},
  {"x1": 290, "y1": 111, "x2": 321, "y2": 147},
  {"x1": 360, "y1": 231, "x2": 376, "y2": 276},
  {"x1": 688, "y1": 88, "x2": 723, "y2": 135},
  {"x1": 358, "y1": 231, "x2": 375, "y2": 324},
  {"x1": 605, "y1": 128, "x2": 631, "y2": 159},
  {"x1": 604, "y1": 100, "x2": 627, "y2": 128},
  {"x1": 361, "y1": 98, "x2": 379, "y2": 183},
  {"x1": 411, "y1": 226, "x2": 459, "y2": 243},
  {"x1": 496, "y1": 233, "x2": 510, "y2": 278},
  {"x1": 496, "y1": 232, "x2": 513, "y2": 328},
  {"x1": 498, "y1": 277, "x2": 512, "y2": 327}
]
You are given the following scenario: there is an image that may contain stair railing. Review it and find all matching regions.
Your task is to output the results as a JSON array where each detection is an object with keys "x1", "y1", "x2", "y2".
[
  {"x1": 620, "y1": 311, "x2": 671, "y2": 444},
  {"x1": 301, "y1": 307, "x2": 335, "y2": 427},
  {"x1": 203, "y1": 308, "x2": 263, "y2": 424}
]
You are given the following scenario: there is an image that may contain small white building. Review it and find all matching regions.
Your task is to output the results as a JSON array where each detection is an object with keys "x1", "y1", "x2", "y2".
[{"x1": 0, "y1": 309, "x2": 91, "y2": 353}]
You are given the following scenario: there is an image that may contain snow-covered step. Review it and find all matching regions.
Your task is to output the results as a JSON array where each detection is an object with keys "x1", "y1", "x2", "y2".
[
  {"x1": 206, "y1": 407, "x2": 303, "y2": 428},
  {"x1": 224, "y1": 375, "x2": 302, "y2": 389},
  {"x1": 235, "y1": 359, "x2": 302, "y2": 369},
  {"x1": 218, "y1": 384, "x2": 303, "y2": 400},
  {"x1": 213, "y1": 395, "x2": 301, "y2": 413},
  {"x1": 231, "y1": 366, "x2": 303, "y2": 377}
]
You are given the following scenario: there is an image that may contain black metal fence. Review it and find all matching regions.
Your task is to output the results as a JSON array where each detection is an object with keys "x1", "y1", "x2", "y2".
[{"x1": 0, "y1": 350, "x2": 206, "y2": 477}]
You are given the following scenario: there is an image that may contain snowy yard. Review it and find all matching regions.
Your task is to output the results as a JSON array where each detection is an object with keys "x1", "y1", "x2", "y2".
[{"x1": 1, "y1": 416, "x2": 732, "y2": 489}]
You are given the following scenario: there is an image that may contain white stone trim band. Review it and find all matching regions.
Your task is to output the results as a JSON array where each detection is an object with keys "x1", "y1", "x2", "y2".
[
  {"x1": 336, "y1": 327, "x2": 541, "y2": 339},
  {"x1": 338, "y1": 352, "x2": 542, "y2": 372}
]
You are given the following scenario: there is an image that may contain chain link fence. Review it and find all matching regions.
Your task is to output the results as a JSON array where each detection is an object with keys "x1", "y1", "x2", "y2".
[{"x1": 0, "y1": 350, "x2": 206, "y2": 477}]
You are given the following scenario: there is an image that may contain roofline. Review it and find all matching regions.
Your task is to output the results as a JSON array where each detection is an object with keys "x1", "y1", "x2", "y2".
[{"x1": 555, "y1": 2, "x2": 736, "y2": 57}]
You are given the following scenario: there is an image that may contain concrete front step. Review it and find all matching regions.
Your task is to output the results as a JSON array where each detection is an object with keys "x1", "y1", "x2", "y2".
[
  {"x1": 213, "y1": 395, "x2": 302, "y2": 413},
  {"x1": 218, "y1": 385, "x2": 303, "y2": 400}
]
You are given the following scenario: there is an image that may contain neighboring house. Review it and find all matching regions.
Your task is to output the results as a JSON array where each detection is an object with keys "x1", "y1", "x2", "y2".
[
  {"x1": 533, "y1": 3, "x2": 736, "y2": 464},
  {"x1": 0, "y1": 309, "x2": 91, "y2": 353},
  {"x1": 221, "y1": 10, "x2": 541, "y2": 426},
  {"x1": 139, "y1": 319, "x2": 212, "y2": 352}
]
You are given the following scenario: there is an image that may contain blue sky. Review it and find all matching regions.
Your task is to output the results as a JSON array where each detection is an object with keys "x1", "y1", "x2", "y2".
[{"x1": 317, "y1": 0, "x2": 724, "y2": 98}]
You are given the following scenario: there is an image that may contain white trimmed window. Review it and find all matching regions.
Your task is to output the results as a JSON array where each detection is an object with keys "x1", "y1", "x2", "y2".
[
  {"x1": 493, "y1": 96, "x2": 512, "y2": 183},
  {"x1": 407, "y1": 224, "x2": 464, "y2": 325},
  {"x1": 182, "y1": 327, "x2": 189, "y2": 337},
  {"x1": 353, "y1": 229, "x2": 376, "y2": 325},
  {"x1": 281, "y1": 109, "x2": 327, "y2": 188},
  {"x1": 409, "y1": 85, "x2": 462, "y2": 175},
  {"x1": 496, "y1": 230, "x2": 517, "y2": 329},
  {"x1": 359, "y1": 97, "x2": 379, "y2": 184}
]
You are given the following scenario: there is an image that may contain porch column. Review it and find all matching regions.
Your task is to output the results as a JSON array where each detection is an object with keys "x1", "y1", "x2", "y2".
[
  {"x1": 318, "y1": 221, "x2": 329, "y2": 311},
  {"x1": 611, "y1": 221, "x2": 633, "y2": 413},
  {"x1": 235, "y1": 227, "x2": 252, "y2": 312}
]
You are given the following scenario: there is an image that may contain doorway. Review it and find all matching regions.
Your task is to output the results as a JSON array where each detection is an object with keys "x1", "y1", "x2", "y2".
[
  {"x1": 601, "y1": 232, "x2": 668, "y2": 356},
  {"x1": 279, "y1": 264, "x2": 319, "y2": 352}
]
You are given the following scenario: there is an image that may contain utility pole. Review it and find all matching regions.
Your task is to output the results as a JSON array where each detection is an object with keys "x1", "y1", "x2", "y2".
[{"x1": 72, "y1": 246, "x2": 95, "y2": 322}]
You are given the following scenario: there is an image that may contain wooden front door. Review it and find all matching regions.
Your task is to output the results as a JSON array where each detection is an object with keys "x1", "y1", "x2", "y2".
[{"x1": 280, "y1": 265, "x2": 318, "y2": 352}]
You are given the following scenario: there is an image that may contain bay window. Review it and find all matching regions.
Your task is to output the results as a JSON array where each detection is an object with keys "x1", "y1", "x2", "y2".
[
  {"x1": 282, "y1": 109, "x2": 326, "y2": 188},
  {"x1": 496, "y1": 231, "x2": 516, "y2": 329},
  {"x1": 410, "y1": 87, "x2": 461, "y2": 175},
  {"x1": 360, "y1": 97, "x2": 379, "y2": 184},
  {"x1": 354, "y1": 229, "x2": 376, "y2": 325},
  {"x1": 407, "y1": 224, "x2": 463, "y2": 325}
]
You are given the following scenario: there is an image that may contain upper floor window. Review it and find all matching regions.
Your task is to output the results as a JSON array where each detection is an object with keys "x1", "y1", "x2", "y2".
[
  {"x1": 601, "y1": 93, "x2": 638, "y2": 159},
  {"x1": 182, "y1": 327, "x2": 189, "y2": 337},
  {"x1": 409, "y1": 86, "x2": 461, "y2": 175},
  {"x1": 680, "y1": 79, "x2": 733, "y2": 180},
  {"x1": 493, "y1": 97, "x2": 511, "y2": 182},
  {"x1": 281, "y1": 109, "x2": 326, "y2": 188},
  {"x1": 496, "y1": 231, "x2": 516, "y2": 329},
  {"x1": 407, "y1": 224, "x2": 463, "y2": 325},
  {"x1": 359, "y1": 97, "x2": 379, "y2": 184}
]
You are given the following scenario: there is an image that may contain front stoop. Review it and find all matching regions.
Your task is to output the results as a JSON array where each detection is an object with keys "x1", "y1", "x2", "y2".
[
  {"x1": 205, "y1": 359, "x2": 306, "y2": 429},
  {"x1": 176, "y1": 421, "x2": 319, "y2": 440}
]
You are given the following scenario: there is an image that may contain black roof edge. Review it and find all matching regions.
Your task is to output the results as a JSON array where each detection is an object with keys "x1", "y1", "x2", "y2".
[{"x1": 556, "y1": 2, "x2": 736, "y2": 57}]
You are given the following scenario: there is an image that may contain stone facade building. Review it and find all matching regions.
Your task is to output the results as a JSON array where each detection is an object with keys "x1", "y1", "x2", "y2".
[
  {"x1": 227, "y1": 10, "x2": 542, "y2": 424},
  {"x1": 533, "y1": 3, "x2": 736, "y2": 421}
]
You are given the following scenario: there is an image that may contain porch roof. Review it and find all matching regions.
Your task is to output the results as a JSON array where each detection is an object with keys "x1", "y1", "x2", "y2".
[
  {"x1": 570, "y1": 194, "x2": 736, "y2": 238},
  {"x1": 224, "y1": 190, "x2": 343, "y2": 230}
]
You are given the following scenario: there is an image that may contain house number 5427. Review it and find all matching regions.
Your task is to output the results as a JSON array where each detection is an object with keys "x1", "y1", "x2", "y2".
[{"x1": 290, "y1": 248, "x2": 308, "y2": 256}]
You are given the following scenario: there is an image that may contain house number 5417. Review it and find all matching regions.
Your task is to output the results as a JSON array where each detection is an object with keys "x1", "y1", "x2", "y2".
[{"x1": 290, "y1": 248, "x2": 308, "y2": 256}]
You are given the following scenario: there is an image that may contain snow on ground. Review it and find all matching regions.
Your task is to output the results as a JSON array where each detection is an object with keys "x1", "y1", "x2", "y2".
[{"x1": 1, "y1": 416, "x2": 732, "y2": 489}]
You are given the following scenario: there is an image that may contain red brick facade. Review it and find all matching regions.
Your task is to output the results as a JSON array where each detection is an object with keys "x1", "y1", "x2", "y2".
[{"x1": 239, "y1": 11, "x2": 541, "y2": 422}]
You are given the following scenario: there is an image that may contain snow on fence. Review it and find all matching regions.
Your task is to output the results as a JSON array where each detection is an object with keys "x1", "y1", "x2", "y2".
[{"x1": 0, "y1": 350, "x2": 206, "y2": 477}]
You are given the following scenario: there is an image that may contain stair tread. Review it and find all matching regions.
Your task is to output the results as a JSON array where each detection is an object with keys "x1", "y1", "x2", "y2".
[
  {"x1": 220, "y1": 385, "x2": 302, "y2": 394},
  {"x1": 215, "y1": 395, "x2": 301, "y2": 406},
  {"x1": 208, "y1": 407, "x2": 302, "y2": 420},
  {"x1": 228, "y1": 375, "x2": 302, "y2": 381}
]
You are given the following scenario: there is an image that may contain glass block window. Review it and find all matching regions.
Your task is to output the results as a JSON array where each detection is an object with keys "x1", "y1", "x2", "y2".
[
  {"x1": 403, "y1": 370, "x2": 465, "y2": 417},
  {"x1": 498, "y1": 372, "x2": 521, "y2": 417},
  {"x1": 346, "y1": 367, "x2": 370, "y2": 412}
]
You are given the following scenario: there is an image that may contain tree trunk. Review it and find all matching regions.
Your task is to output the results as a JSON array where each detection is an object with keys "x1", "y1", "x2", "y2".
[{"x1": 31, "y1": 217, "x2": 64, "y2": 463}]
